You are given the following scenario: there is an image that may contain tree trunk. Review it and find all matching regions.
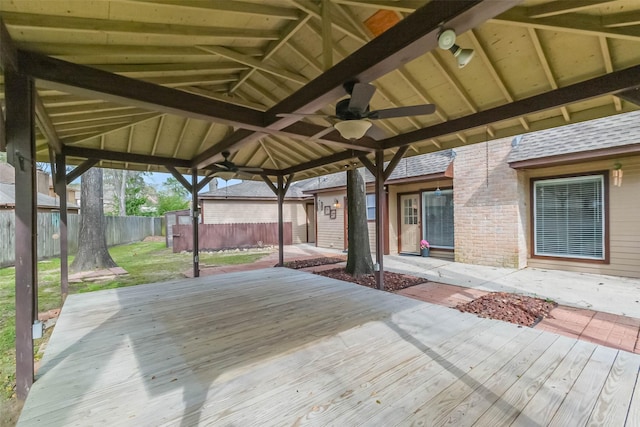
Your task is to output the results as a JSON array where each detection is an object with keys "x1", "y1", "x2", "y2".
[
  {"x1": 118, "y1": 169, "x2": 127, "y2": 216},
  {"x1": 70, "y1": 168, "x2": 118, "y2": 273},
  {"x1": 345, "y1": 168, "x2": 374, "y2": 276}
]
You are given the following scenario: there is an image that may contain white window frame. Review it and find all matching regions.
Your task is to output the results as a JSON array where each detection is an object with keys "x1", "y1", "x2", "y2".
[
  {"x1": 366, "y1": 193, "x2": 376, "y2": 221},
  {"x1": 533, "y1": 174, "x2": 605, "y2": 261}
]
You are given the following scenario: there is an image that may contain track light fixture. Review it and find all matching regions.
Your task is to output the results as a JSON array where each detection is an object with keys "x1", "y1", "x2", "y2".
[{"x1": 437, "y1": 28, "x2": 475, "y2": 68}]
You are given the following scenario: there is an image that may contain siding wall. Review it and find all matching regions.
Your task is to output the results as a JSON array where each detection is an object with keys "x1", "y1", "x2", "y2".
[
  {"x1": 315, "y1": 192, "x2": 380, "y2": 253},
  {"x1": 201, "y1": 199, "x2": 309, "y2": 244},
  {"x1": 523, "y1": 154, "x2": 640, "y2": 279},
  {"x1": 316, "y1": 192, "x2": 345, "y2": 250}
]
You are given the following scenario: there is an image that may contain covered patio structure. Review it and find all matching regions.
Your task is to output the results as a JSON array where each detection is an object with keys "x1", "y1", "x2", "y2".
[
  {"x1": 17, "y1": 268, "x2": 640, "y2": 425},
  {"x1": 2, "y1": 0, "x2": 640, "y2": 411}
]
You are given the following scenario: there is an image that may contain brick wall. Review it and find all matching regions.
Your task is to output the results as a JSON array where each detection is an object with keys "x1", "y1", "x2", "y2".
[{"x1": 453, "y1": 137, "x2": 527, "y2": 268}]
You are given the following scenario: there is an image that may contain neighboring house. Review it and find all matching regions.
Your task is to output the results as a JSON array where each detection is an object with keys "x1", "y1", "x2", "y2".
[
  {"x1": 0, "y1": 182, "x2": 79, "y2": 213},
  {"x1": 198, "y1": 180, "x2": 315, "y2": 244},
  {"x1": 199, "y1": 111, "x2": 640, "y2": 279}
]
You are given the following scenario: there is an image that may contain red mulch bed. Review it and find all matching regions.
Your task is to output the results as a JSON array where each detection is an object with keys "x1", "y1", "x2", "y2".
[
  {"x1": 313, "y1": 267, "x2": 427, "y2": 291},
  {"x1": 281, "y1": 256, "x2": 346, "y2": 269},
  {"x1": 456, "y1": 292, "x2": 557, "y2": 327}
]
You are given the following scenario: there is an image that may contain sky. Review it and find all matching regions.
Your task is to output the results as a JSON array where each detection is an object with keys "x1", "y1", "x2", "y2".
[{"x1": 143, "y1": 172, "x2": 240, "y2": 190}]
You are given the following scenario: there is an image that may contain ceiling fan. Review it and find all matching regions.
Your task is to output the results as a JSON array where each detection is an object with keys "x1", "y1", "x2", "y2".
[
  {"x1": 277, "y1": 81, "x2": 437, "y2": 140},
  {"x1": 210, "y1": 151, "x2": 263, "y2": 176}
]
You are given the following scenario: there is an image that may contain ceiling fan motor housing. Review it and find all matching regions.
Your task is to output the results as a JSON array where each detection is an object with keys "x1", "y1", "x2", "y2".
[{"x1": 336, "y1": 98, "x2": 369, "y2": 120}]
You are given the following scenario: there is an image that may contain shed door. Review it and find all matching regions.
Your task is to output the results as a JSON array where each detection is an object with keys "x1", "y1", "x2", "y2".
[
  {"x1": 306, "y1": 203, "x2": 316, "y2": 243},
  {"x1": 400, "y1": 194, "x2": 420, "y2": 253}
]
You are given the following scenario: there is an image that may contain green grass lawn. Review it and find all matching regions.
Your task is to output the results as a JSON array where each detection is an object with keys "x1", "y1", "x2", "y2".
[{"x1": 0, "y1": 241, "x2": 271, "y2": 424}]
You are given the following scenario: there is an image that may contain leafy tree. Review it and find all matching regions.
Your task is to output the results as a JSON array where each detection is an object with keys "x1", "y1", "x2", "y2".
[{"x1": 156, "y1": 177, "x2": 189, "y2": 216}]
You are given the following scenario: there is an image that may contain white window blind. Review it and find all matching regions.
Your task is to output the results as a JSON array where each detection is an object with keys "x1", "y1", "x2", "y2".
[
  {"x1": 534, "y1": 175, "x2": 604, "y2": 260},
  {"x1": 423, "y1": 189, "x2": 454, "y2": 249},
  {"x1": 366, "y1": 194, "x2": 375, "y2": 220}
]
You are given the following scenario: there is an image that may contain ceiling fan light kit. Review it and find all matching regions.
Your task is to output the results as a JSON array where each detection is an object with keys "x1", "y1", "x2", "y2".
[
  {"x1": 438, "y1": 28, "x2": 475, "y2": 68},
  {"x1": 334, "y1": 120, "x2": 372, "y2": 140}
]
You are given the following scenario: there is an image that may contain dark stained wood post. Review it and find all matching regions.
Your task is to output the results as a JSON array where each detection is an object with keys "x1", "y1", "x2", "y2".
[
  {"x1": 191, "y1": 169, "x2": 200, "y2": 278},
  {"x1": 6, "y1": 68, "x2": 38, "y2": 400},
  {"x1": 55, "y1": 153, "x2": 69, "y2": 299},
  {"x1": 277, "y1": 175, "x2": 285, "y2": 267},
  {"x1": 374, "y1": 150, "x2": 385, "y2": 291}
]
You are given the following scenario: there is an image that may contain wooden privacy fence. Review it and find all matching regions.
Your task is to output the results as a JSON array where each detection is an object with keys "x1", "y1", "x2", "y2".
[
  {"x1": 172, "y1": 222, "x2": 292, "y2": 252},
  {"x1": 0, "y1": 212, "x2": 163, "y2": 267}
]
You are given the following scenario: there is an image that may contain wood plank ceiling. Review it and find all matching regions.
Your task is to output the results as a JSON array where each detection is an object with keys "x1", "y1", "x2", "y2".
[{"x1": 1, "y1": 0, "x2": 640, "y2": 180}]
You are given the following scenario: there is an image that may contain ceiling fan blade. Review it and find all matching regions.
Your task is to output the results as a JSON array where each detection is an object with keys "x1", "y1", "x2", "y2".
[
  {"x1": 366, "y1": 123, "x2": 388, "y2": 140},
  {"x1": 237, "y1": 166, "x2": 264, "y2": 172},
  {"x1": 368, "y1": 104, "x2": 436, "y2": 119},
  {"x1": 348, "y1": 83, "x2": 376, "y2": 114},
  {"x1": 276, "y1": 113, "x2": 334, "y2": 119}
]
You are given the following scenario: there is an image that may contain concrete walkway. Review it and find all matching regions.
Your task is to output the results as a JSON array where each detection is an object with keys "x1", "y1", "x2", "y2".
[{"x1": 193, "y1": 244, "x2": 640, "y2": 354}]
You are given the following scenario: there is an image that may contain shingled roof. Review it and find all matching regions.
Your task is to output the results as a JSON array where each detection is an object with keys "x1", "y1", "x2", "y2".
[
  {"x1": 509, "y1": 110, "x2": 640, "y2": 163},
  {"x1": 199, "y1": 149, "x2": 455, "y2": 198},
  {"x1": 302, "y1": 149, "x2": 454, "y2": 193},
  {"x1": 199, "y1": 179, "x2": 312, "y2": 200},
  {"x1": 0, "y1": 183, "x2": 79, "y2": 210}
]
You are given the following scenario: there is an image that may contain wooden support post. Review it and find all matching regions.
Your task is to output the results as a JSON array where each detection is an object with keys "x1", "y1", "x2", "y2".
[
  {"x1": 6, "y1": 69, "x2": 37, "y2": 400},
  {"x1": 374, "y1": 150, "x2": 385, "y2": 290},
  {"x1": 277, "y1": 175, "x2": 285, "y2": 266},
  {"x1": 191, "y1": 169, "x2": 199, "y2": 278},
  {"x1": 55, "y1": 153, "x2": 69, "y2": 299}
]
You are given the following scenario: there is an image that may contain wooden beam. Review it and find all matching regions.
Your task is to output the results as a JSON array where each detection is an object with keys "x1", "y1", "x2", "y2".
[
  {"x1": 195, "y1": 46, "x2": 307, "y2": 84},
  {"x1": 65, "y1": 158, "x2": 99, "y2": 185},
  {"x1": 0, "y1": 106, "x2": 5, "y2": 152},
  {"x1": 493, "y1": 8, "x2": 640, "y2": 42},
  {"x1": 261, "y1": 174, "x2": 278, "y2": 195},
  {"x1": 203, "y1": 0, "x2": 518, "y2": 169},
  {"x1": 383, "y1": 145, "x2": 409, "y2": 181},
  {"x1": 290, "y1": 0, "x2": 368, "y2": 44},
  {"x1": 282, "y1": 150, "x2": 359, "y2": 175},
  {"x1": 5, "y1": 69, "x2": 37, "y2": 400},
  {"x1": 331, "y1": 0, "x2": 425, "y2": 13},
  {"x1": 195, "y1": 172, "x2": 216, "y2": 193},
  {"x1": 603, "y1": 11, "x2": 640, "y2": 28},
  {"x1": 93, "y1": 61, "x2": 248, "y2": 76},
  {"x1": 63, "y1": 146, "x2": 192, "y2": 169},
  {"x1": 18, "y1": 50, "x2": 265, "y2": 128},
  {"x1": 2, "y1": 12, "x2": 281, "y2": 40},
  {"x1": 599, "y1": 36, "x2": 622, "y2": 112},
  {"x1": 276, "y1": 175, "x2": 285, "y2": 266},
  {"x1": 35, "y1": 94, "x2": 62, "y2": 154},
  {"x1": 165, "y1": 165, "x2": 192, "y2": 193},
  {"x1": 374, "y1": 149, "x2": 385, "y2": 290},
  {"x1": 322, "y1": 0, "x2": 334, "y2": 70},
  {"x1": 382, "y1": 63, "x2": 640, "y2": 150},
  {"x1": 135, "y1": 0, "x2": 301, "y2": 19},
  {"x1": 182, "y1": 87, "x2": 267, "y2": 111},
  {"x1": 191, "y1": 170, "x2": 200, "y2": 278},
  {"x1": 527, "y1": 0, "x2": 615, "y2": 19},
  {"x1": 54, "y1": 152, "x2": 68, "y2": 299},
  {"x1": 0, "y1": 17, "x2": 18, "y2": 72},
  {"x1": 230, "y1": 14, "x2": 312, "y2": 94},
  {"x1": 358, "y1": 155, "x2": 376, "y2": 176}
]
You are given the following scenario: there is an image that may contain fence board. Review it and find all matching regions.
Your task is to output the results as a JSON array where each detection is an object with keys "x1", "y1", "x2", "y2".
[
  {"x1": 172, "y1": 222, "x2": 292, "y2": 252},
  {"x1": 0, "y1": 212, "x2": 162, "y2": 267}
]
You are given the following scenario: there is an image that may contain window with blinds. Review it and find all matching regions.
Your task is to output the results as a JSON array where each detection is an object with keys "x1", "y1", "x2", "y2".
[
  {"x1": 533, "y1": 175, "x2": 605, "y2": 260},
  {"x1": 422, "y1": 189, "x2": 454, "y2": 249},
  {"x1": 366, "y1": 194, "x2": 375, "y2": 220}
]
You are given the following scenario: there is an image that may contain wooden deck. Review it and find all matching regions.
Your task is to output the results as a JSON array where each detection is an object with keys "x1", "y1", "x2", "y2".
[{"x1": 18, "y1": 268, "x2": 640, "y2": 426}]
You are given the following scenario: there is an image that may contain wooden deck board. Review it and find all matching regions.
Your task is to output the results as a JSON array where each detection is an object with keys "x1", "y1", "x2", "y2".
[{"x1": 17, "y1": 268, "x2": 640, "y2": 426}]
